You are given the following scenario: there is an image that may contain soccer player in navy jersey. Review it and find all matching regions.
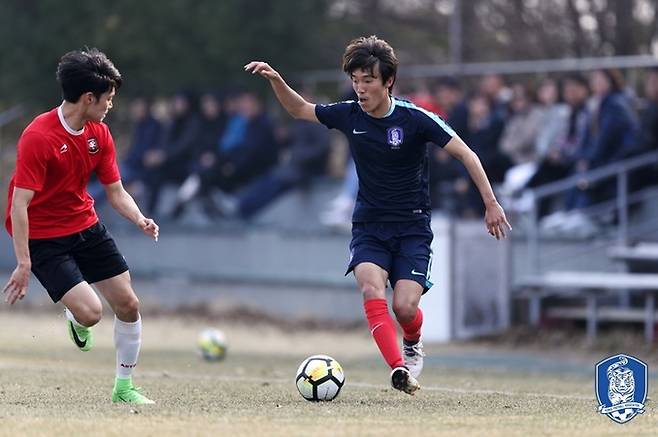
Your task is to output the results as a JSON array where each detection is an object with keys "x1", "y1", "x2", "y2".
[
  {"x1": 245, "y1": 35, "x2": 511, "y2": 395},
  {"x1": 3, "y1": 49, "x2": 158, "y2": 404}
]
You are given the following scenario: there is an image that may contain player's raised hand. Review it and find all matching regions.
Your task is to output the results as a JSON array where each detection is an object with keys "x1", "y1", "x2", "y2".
[
  {"x1": 484, "y1": 201, "x2": 512, "y2": 240},
  {"x1": 138, "y1": 217, "x2": 159, "y2": 242},
  {"x1": 3, "y1": 264, "x2": 30, "y2": 305},
  {"x1": 244, "y1": 61, "x2": 280, "y2": 81}
]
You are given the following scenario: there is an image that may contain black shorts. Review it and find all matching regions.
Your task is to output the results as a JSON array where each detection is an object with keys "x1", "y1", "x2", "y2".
[
  {"x1": 346, "y1": 219, "x2": 434, "y2": 294},
  {"x1": 29, "y1": 221, "x2": 129, "y2": 303}
]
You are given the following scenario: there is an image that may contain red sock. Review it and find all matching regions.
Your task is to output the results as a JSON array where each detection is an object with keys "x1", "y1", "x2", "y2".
[
  {"x1": 400, "y1": 308, "x2": 423, "y2": 343},
  {"x1": 364, "y1": 298, "x2": 404, "y2": 369}
]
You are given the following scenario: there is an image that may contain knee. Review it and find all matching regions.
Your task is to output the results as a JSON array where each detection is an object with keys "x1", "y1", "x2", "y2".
[
  {"x1": 360, "y1": 282, "x2": 385, "y2": 300},
  {"x1": 116, "y1": 296, "x2": 140, "y2": 319},
  {"x1": 76, "y1": 305, "x2": 102, "y2": 327},
  {"x1": 392, "y1": 301, "x2": 416, "y2": 324}
]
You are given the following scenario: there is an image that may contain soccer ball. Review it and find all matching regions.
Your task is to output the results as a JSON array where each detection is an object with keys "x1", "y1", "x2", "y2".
[
  {"x1": 295, "y1": 354, "x2": 345, "y2": 401},
  {"x1": 197, "y1": 328, "x2": 228, "y2": 361}
]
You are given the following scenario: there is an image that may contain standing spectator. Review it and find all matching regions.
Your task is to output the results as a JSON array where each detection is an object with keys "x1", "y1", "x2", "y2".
[
  {"x1": 639, "y1": 68, "x2": 658, "y2": 153},
  {"x1": 526, "y1": 74, "x2": 590, "y2": 217},
  {"x1": 566, "y1": 69, "x2": 639, "y2": 210},
  {"x1": 499, "y1": 84, "x2": 545, "y2": 198}
]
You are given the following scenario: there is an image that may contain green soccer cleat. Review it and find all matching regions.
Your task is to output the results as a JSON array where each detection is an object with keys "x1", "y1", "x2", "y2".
[
  {"x1": 67, "y1": 320, "x2": 93, "y2": 352},
  {"x1": 112, "y1": 378, "x2": 155, "y2": 404}
]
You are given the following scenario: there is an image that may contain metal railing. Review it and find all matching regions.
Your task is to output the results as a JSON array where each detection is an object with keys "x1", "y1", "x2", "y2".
[{"x1": 525, "y1": 150, "x2": 658, "y2": 274}]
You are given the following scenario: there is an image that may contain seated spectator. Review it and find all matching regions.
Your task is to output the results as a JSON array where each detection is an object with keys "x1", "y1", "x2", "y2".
[
  {"x1": 142, "y1": 91, "x2": 202, "y2": 215},
  {"x1": 171, "y1": 91, "x2": 227, "y2": 219},
  {"x1": 215, "y1": 103, "x2": 330, "y2": 220},
  {"x1": 122, "y1": 97, "x2": 163, "y2": 194},
  {"x1": 193, "y1": 90, "x2": 278, "y2": 216}
]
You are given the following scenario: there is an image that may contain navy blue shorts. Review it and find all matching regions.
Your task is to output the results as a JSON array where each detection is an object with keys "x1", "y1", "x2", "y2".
[
  {"x1": 346, "y1": 219, "x2": 434, "y2": 293},
  {"x1": 28, "y1": 222, "x2": 129, "y2": 303}
]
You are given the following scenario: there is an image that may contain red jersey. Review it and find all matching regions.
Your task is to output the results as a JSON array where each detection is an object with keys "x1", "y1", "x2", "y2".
[{"x1": 5, "y1": 105, "x2": 121, "y2": 238}]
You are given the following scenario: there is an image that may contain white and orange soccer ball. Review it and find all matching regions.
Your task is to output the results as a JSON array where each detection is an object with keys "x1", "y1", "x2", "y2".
[
  {"x1": 197, "y1": 328, "x2": 228, "y2": 361},
  {"x1": 295, "y1": 354, "x2": 345, "y2": 401}
]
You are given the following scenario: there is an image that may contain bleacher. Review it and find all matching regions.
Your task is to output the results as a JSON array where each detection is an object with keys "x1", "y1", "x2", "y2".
[{"x1": 513, "y1": 151, "x2": 658, "y2": 342}]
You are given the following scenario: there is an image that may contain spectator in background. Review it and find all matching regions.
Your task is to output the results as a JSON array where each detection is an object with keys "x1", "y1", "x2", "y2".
[
  {"x1": 639, "y1": 68, "x2": 658, "y2": 153},
  {"x1": 431, "y1": 77, "x2": 468, "y2": 137},
  {"x1": 565, "y1": 69, "x2": 639, "y2": 210},
  {"x1": 319, "y1": 86, "x2": 359, "y2": 229},
  {"x1": 171, "y1": 91, "x2": 227, "y2": 219},
  {"x1": 142, "y1": 91, "x2": 202, "y2": 215},
  {"x1": 631, "y1": 68, "x2": 658, "y2": 190},
  {"x1": 534, "y1": 78, "x2": 569, "y2": 160},
  {"x1": 427, "y1": 77, "x2": 469, "y2": 214},
  {"x1": 449, "y1": 92, "x2": 508, "y2": 217},
  {"x1": 122, "y1": 97, "x2": 162, "y2": 195},
  {"x1": 499, "y1": 83, "x2": 545, "y2": 197},
  {"x1": 196, "y1": 89, "x2": 278, "y2": 215},
  {"x1": 87, "y1": 96, "x2": 163, "y2": 206},
  {"x1": 215, "y1": 92, "x2": 331, "y2": 219},
  {"x1": 479, "y1": 73, "x2": 511, "y2": 122},
  {"x1": 526, "y1": 73, "x2": 590, "y2": 217}
]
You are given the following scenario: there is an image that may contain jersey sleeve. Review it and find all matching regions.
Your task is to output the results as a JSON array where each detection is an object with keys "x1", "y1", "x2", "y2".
[
  {"x1": 95, "y1": 125, "x2": 121, "y2": 185},
  {"x1": 416, "y1": 109, "x2": 455, "y2": 148},
  {"x1": 13, "y1": 131, "x2": 52, "y2": 192},
  {"x1": 314, "y1": 101, "x2": 353, "y2": 131}
]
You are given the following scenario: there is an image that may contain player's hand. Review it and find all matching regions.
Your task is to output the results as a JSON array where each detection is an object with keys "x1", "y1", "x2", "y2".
[
  {"x1": 3, "y1": 264, "x2": 30, "y2": 305},
  {"x1": 138, "y1": 217, "x2": 159, "y2": 242},
  {"x1": 243, "y1": 61, "x2": 280, "y2": 81},
  {"x1": 484, "y1": 201, "x2": 512, "y2": 240}
]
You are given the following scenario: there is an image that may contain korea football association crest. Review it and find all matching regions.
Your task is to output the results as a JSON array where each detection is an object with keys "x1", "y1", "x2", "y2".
[
  {"x1": 87, "y1": 138, "x2": 100, "y2": 154},
  {"x1": 596, "y1": 354, "x2": 647, "y2": 424},
  {"x1": 387, "y1": 127, "x2": 403, "y2": 149}
]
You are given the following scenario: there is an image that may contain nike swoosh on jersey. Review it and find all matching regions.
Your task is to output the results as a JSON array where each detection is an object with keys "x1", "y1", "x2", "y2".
[
  {"x1": 352, "y1": 129, "x2": 367, "y2": 134},
  {"x1": 411, "y1": 269, "x2": 426, "y2": 276},
  {"x1": 69, "y1": 323, "x2": 87, "y2": 348}
]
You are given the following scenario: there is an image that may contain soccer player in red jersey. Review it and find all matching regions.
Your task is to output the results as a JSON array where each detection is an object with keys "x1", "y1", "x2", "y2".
[
  {"x1": 245, "y1": 36, "x2": 511, "y2": 395},
  {"x1": 2, "y1": 49, "x2": 158, "y2": 404}
]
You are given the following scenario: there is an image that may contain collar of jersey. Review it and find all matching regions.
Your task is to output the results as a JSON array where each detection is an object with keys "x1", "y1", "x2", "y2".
[
  {"x1": 363, "y1": 96, "x2": 396, "y2": 119},
  {"x1": 57, "y1": 103, "x2": 85, "y2": 136}
]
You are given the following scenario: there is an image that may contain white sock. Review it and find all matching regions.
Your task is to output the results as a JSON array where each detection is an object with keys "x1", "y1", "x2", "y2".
[
  {"x1": 114, "y1": 315, "x2": 142, "y2": 379},
  {"x1": 65, "y1": 308, "x2": 84, "y2": 328}
]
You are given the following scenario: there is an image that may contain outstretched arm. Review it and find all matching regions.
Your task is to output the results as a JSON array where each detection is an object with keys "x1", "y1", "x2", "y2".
[
  {"x1": 104, "y1": 181, "x2": 159, "y2": 241},
  {"x1": 244, "y1": 61, "x2": 319, "y2": 123},
  {"x1": 443, "y1": 136, "x2": 512, "y2": 240}
]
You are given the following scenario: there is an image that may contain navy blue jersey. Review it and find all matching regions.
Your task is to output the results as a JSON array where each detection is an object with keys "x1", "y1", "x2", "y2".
[{"x1": 315, "y1": 97, "x2": 455, "y2": 222}]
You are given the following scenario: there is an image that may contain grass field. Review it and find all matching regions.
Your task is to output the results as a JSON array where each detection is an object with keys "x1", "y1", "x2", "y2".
[{"x1": 0, "y1": 309, "x2": 656, "y2": 436}]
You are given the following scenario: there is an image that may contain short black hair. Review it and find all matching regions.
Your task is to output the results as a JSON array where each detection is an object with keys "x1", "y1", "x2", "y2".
[
  {"x1": 56, "y1": 48, "x2": 122, "y2": 103},
  {"x1": 342, "y1": 35, "x2": 398, "y2": 92},
  {"x1": 563, "y1": 72, "x2": 588, "y2": 88}
]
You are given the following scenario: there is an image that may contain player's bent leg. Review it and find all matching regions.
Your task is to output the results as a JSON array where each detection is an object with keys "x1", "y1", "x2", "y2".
[
  {"x1": 94, "y1": 271, "x2": 153, "y2": 404},
  {"x1": 393, "y1": 281, "x2": 425, "y2": 379},
  {"x1": 355, "y1": 263, "x2": 406, "y2": 371},
  {"x1": 60, "y1": 282, "x2": 102, "y2": 352}
]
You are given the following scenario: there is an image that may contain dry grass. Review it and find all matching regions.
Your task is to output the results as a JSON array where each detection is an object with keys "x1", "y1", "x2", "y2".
[{"x1": 0, "y1": 310, "x2": 655, "y2": 437}]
